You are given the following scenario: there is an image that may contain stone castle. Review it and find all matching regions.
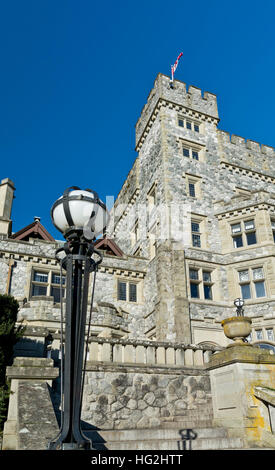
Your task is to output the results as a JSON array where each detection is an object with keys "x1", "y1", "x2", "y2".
[{"x1": 1, "y1": 73, "x2": 275, "y2": 450}]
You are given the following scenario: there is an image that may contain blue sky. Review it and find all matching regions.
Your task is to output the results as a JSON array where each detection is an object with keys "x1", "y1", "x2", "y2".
[{"x1": 0, "y1": 0, "x2": 274, "y2": 240}]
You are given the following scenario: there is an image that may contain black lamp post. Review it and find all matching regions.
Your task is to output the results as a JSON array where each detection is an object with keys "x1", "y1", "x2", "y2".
[
  {"x1": 234, "y1": 298, "x2": 245, "y2": 317},
  {"x1": 48, "y1": 186, "x2": 109, "y2": 450}
]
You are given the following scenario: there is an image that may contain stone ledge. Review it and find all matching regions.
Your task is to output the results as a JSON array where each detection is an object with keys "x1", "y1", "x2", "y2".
[
  {"x1": 6, "y1": 357, "x2": 59, "y2": 381},
  {"x1": 85, "y1": 361, "x2": 209, "y2": 376},
  {"x1": 89, "y1": 337, "x2": 221, "y2": 351},
  {"x1": 207, "y1": 345, "x2": 275, "y2": 370}
]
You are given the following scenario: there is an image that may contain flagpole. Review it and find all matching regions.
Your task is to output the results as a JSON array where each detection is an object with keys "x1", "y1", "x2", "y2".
[
  {"x1": 169, "y1": 52, "x2": 183, "y2": 88},
  {"x1": 170, "y1": 65, "x2": 174, "y2": 87}
]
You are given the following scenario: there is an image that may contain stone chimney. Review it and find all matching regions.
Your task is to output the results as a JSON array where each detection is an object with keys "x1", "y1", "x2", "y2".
[{"x1": 0, "y1": 178, "x2": 15, "y2": 236}]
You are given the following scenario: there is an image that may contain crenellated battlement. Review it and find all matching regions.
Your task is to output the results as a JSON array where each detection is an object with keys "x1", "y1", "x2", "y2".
[
  {"x1": 135, "y1": 73, "x2": 219, "y2": 148},
  {"x1": 218, "y1": 129, "x2": 275, "y2": 155}
]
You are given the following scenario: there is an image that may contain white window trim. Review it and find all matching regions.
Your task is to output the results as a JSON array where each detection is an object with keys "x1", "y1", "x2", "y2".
[
  {"x1": 30, "y1": 268, "x2": 66, "y2": 303},
  {"x1": 178, "y1": 115, "x2": 201, "y2": 133},
  {"x1": 189, "y1": 266, "x2": 214, "y2": 301},
  {"x1": 230, "y1": 218, "x2": 257, "y2": 249},
  {"x1": 238, "y1": 266, "x2": 267, "y2": 300},
  {"x1": 116, "y1": 278, "x2": 142, "y2": 303}
]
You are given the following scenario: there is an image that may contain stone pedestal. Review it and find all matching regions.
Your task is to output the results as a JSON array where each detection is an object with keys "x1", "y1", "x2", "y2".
[
  {"x1": 208, "y1": 345, "x2": 275, "y2": 448},
  {"x1": 2, "y1": 357, "x2": 59, "y2": 450}
]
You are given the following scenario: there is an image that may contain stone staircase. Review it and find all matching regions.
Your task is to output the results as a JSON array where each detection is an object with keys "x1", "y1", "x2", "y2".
[
  {"x1": 86, "y1": 424, "x2": 246, "y2": 450},
  {"x1": 83, "y1": 401, "x2": 253, "y2": 451},
  {"x1": 84, "y1": 408, "x2": 248, "y2": 451}
]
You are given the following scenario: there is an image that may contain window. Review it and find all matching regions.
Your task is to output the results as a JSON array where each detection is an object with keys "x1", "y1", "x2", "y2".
[
  {"x1": 266, "y1": 328, "x2": 275, "y2": 342},
  {"x1": 238, "y1": 267, "x2": 266, "y2": 300},
  {"x1": 271, "y1": 219, "x2": 275, "y2": 243},
  {"x1": 117, "y1": 280, "x2": 138, "y2": 302},
  {"x1": 31, "y1": 270, "x2": 66, "y2": 303},
  {"x1": 183, "y1": 147, "x2": 190, "y2": 157},
  {"x1": 231, "y1": 219, "x2": 257, "y2": 248},
  {"x1": 185, "y1": 174, "x2": 201, "y2": 199},
  {"x1": 129, "y1": 283, "x2": 137, "y2": 302},
  {"x1": 189, "y1": 268, "x2": 214, "y2": 300},
  {"x1": 232, "y1": 223, "x2": 243, "y2": 248},
  {"x1": 117, "y1": 280, "x2": 127, "y2": 300},
  {"x1": 244, "y1": 220, "x2": 257, "y2": 245},
  {"x1": 190, "y1": 269, "x2": 199, "y2": 298},
  {"x1": 256, "y1": 329, "x2": 263, "y2": 341},
  {"x1": 191, "y1": 221, "x2": 201, "y2": 247},
  {"x1": 50, "y1": 272, "x2": 66, "y2": 303},
  {"x1": 189, "y1": 182, "x2": 196, "y2": 197},
  {"x1": 32, "y1": 272, "x2": 48, "y2": 296},
  {"x1": 192, "y1": 150, "x2": 199, "y2": 161},
  {"x1": 178, "y1": 116, "x2": 200, "y2": 133},
  {"x1": 182, "y1": 145, "x2": 201, "y2": 161},
  {"x1": 203, "y1": 271, "x2": 213, "y2": 300}
]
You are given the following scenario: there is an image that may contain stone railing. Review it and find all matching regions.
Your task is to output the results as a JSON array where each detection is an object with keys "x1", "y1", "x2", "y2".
[{"x1": 88, "y1": 337, "x2": 222, "y2": 368}]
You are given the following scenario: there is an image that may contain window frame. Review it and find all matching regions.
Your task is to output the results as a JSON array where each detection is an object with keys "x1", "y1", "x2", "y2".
[
  {"x1": 238, "y1": 266, "x2": 266, "y2": 300},
  {"x1": 189, "y1": 267, "x2": 214, "y2": 301},
  {"x1": 185, "y1": 174, "x2": 201, "y2": 199},
  {"x1": 182, "y1": 144, "x2": 201, "y2": 161},
  {"x1": 117, "y1": 279, "x2": 139, "y2": 303},
  {"x1": 202, "y1": 270, "x2": 213, "y2": 300},
  {"x1": 177, "y1": 115, "x2": 201, "y2": 133},
  {"x1": 231, "y1": 218, "x2": 257, "y2": 249},
  {"x1": 266, "y1": 328, "x2": 275, "y2": 342},
  {"x1": 191, "y1": 220, "x2": 201, "y2": 248},
  {"x1": 30, "y1": 269, "x2": 66, "y2": 303}
]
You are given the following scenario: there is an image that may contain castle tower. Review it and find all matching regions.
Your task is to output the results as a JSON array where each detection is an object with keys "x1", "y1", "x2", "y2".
[{"x1": 112, "y1": 73, "x2": 275, "y2": 345}]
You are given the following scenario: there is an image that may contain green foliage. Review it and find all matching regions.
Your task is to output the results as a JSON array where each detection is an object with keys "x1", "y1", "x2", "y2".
[
  {"x1": 0, "y1": 294, "x2": 25, "y2": 431},
  {"x1": 0, "y1": 382, "x2": 10, "y2": 427}
]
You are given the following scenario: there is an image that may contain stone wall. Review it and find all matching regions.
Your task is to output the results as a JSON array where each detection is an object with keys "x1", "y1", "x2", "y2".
[{"x1": 82, "y1": 363, "x2": 213, "y2": 431}]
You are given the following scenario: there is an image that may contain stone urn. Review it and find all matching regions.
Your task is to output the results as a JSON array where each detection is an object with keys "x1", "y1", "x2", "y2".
[{"x1": 221, "y1": 316, "x2": 252, "y2": 347}]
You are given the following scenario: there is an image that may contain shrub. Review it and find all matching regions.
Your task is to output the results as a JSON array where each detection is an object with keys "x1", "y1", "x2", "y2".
[{"x1": 0, "y1": 294, "x2": 24, "y2": 431}]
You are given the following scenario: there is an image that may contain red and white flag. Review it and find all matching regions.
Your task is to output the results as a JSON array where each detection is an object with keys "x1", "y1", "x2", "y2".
[{"x1": 171, "y1": 52, "x2": 183, "y2": 82}]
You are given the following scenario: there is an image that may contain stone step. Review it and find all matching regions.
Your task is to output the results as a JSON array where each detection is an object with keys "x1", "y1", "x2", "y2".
[
  {"x1": 86, "y1": 426, "x2": 245, "y2": 451},
  {"x1": 88, "y1": 426, "x2": 229, "y2": 443},
  {"x1": 92, "y1": 436, "x2": 245, "y2": 451},
  {"x1": 160, "y1": 419, "x2": 214, "y2": 429}
]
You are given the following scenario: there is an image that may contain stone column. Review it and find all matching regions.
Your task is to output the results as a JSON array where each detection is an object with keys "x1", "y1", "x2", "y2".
[
  {"x1": 208, "y1": 345, "x2": 275, "y2": 448},
  {"x1": 155, "y1": 242, "x2": 191, "y2": 343},
  {"x1": 2, "y1": 357, "x2": 59, "y2": 450}
]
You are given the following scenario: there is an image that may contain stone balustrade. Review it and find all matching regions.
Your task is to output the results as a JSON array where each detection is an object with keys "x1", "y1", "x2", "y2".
[{"x1": 88, "y1": 337, "x2": 222, "y2": 368}]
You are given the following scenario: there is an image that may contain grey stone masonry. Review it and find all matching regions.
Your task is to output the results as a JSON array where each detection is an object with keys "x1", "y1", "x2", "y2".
[
  {"x1": 111, "y1": 73, "x2": 275, "y2": 344},
  {"x1": 82, "y1": 362, "x2": 214, "y2": 431},
  {"x1": 2, "y1": 357, "x2": 59, "y2": 450},
  {"x1": 135, "y1": 73, "x2": 219, "y2": 149}
]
